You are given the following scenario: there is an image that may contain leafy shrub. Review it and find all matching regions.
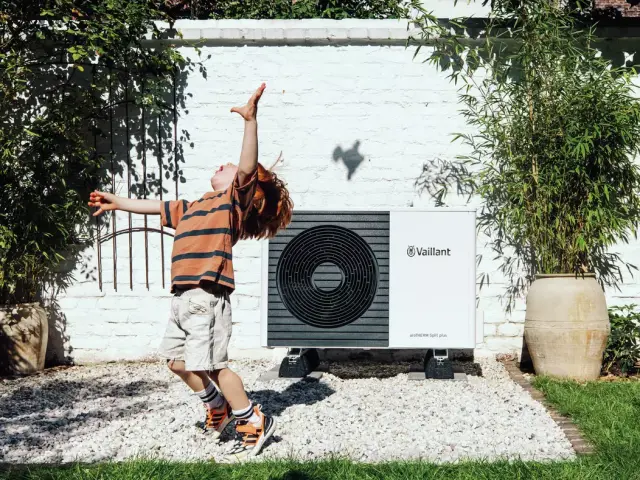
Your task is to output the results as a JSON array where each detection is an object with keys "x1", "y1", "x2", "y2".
[
  {"x1": 603, "y1": 305, "x2": 640, "y2": 375},
  {"x1": 412, "y1": 1, "x2": 640, "y2": 310}
]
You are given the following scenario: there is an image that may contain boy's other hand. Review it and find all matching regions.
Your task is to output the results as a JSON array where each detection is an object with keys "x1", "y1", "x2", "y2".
[
  {"x1": 231, "y1": 83, "x2": 265, "y2": 122},
  {"x1": 88, "y1": 191, "x2": 118, "y2": 216}
]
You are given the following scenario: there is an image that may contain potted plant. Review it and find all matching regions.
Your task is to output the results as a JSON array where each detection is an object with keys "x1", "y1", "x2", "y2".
[
  {"x1": 0, "y1": 240, "x2": 50, "y2": 375},
  {"x1": 0, "y1": 224, "x2": 85, "y2": 375},
  {"x1": 412, "y1": 0, "x2": 640, "y2": 380}
]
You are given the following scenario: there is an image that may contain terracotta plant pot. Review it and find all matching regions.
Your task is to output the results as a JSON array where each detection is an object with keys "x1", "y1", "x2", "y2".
[
  {"x1": 524, "y1": 274, "x2": 609, "y2": 381},
  {"x1": 0, "y1": 303, "x2": 48, "y2": 375}
]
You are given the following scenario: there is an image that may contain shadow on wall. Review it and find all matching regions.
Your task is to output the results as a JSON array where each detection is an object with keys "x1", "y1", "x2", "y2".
[
  {"x1": 333, "y1": 141, "x2": 365, "y2": 180},
  {"x1": 45, "y1": 301, "x2": 71, "y2": 368},
  {"x1": 598, "y1": 37, "x2": 640, "y2": 71},
  {"x1": 88, "y1": 65, "x2": 198, "y2": 305},
  {"x1": 7, "y1": 60, "x2": 201, "y2": 369},
  {"x1": 43, "y1": 268, "x2": 81, "y2": 367}
]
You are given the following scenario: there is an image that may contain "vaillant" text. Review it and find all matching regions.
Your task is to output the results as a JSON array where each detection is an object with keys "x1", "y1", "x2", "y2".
[{"x1": 407, "y1": 246, "x2": 451, "y2": 257}]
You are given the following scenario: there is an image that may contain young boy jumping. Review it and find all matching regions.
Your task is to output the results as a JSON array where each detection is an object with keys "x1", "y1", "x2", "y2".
[{"x1": 88, "y1": 84, "x2": 293, "y2": 461}]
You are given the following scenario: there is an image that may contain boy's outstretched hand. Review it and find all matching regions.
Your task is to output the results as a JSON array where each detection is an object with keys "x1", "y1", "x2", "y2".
[
  {"x1": 88, "y1": 191, "x2": 118, "y2": 217},
  {"x1": 231, "y1": 83, "x2": 265, "y2": 122}
]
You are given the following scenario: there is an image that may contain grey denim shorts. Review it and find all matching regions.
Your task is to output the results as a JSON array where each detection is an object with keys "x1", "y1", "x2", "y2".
[{"x1": 157, "y1": 286, "x2": 232, "y2": 371}]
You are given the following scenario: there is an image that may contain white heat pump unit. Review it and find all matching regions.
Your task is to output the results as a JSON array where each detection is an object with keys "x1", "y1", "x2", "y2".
[{"x1": 260, "y1": 209, "x2": 477, "y2": 351}]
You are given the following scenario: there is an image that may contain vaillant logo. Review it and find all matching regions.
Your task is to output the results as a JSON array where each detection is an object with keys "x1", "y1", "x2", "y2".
[{"x1": 407, "y1": 246, "x2": 452, "y2": 257}]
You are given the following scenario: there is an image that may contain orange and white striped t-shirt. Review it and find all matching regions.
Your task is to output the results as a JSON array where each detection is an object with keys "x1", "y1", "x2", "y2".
[{"x1": 161, "y1": 169, "x2": 258, "y2": 293}]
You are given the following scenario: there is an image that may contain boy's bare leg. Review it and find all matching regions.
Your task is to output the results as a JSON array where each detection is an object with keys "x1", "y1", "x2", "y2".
[
  {"x1": 208, "y1": 368, "x2": 251, "y2": 411},
  {"x1": 167, "y1": 359, "x2": 211, "y2": 391},
  {"x1": 213, "y1": 365, "x2": 276, "y2": 461},
  {"x1": 167, "y1": 360, "x2": 250, "y2": 410},
  {"x1": 168, "y1": 360, "x2": 235, "y2": 437}
]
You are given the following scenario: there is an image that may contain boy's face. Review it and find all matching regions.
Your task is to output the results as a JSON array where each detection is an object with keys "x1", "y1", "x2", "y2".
[{"x1": 211, "y1": 162, "x2": 237, "y2": 191}]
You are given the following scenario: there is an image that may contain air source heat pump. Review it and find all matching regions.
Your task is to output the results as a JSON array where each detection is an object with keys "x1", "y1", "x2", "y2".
[{"x1": 260, "y1": 209, "x2": 477, "y2": 359}]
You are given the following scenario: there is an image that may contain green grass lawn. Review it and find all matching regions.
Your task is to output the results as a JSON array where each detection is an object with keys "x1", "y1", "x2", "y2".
[{"x1": 1, "y1": 377, "x2": 639, "y2": 480}]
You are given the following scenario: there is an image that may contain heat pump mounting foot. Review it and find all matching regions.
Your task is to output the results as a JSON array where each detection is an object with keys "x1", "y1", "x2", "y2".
[
  {"x1": 278, "y1": 348, "x2": 320, "y2": 378},
  {"x1": 424, "y1": 349, "x2": 454, "y2": 379}
]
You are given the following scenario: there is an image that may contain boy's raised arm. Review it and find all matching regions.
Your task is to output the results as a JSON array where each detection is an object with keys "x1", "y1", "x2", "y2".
[
  {"x1": 88, "y1": 191, "x2": 161, "y2": 217},
  {"x1": 231, "y1": 83, "x2": 265, "y2": 186}
]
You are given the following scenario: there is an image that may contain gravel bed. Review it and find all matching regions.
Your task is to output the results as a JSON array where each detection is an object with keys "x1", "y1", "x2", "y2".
[{"x1": 0, "y1": 357, "x2": 574, "y2": 464}]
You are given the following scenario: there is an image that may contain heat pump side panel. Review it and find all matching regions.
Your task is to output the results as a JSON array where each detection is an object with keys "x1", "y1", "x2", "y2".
[{"x1": 388, "y1": 210, "x2": 476, "y2": 348}]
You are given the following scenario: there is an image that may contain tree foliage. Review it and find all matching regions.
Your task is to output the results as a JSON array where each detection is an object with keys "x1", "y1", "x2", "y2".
[
  {"x1": 161, "y1": 0, "x2": 413, "y2": 20},
  {"x1": 412, "y1": 0, "x2": 640, "y2": 310},
  {"x1": 0, "y1": 1, "x2": 201, "y2": 304}
]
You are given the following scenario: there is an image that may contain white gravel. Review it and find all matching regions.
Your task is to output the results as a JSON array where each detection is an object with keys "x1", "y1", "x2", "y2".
[{"x1": 0, "y1": 356, "x2": 574, "y2": 464}]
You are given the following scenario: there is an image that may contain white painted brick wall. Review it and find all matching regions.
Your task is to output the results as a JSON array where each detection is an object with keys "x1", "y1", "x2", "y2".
[{"x1": 57, "y1": 19, "x2": 640, "y2": 365}]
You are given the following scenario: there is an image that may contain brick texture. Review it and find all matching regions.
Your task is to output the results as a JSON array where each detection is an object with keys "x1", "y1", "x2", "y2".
[{"x1": 595, "y1": 0, "x2": 640, "y2": 17}]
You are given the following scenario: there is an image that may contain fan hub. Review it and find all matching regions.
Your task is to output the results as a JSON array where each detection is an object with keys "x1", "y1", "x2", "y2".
[{"x1": 312, "y1": 262, "x2": 345, "y2": 292}]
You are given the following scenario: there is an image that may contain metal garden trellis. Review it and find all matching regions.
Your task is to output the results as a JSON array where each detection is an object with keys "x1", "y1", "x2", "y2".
[{"x1": 94, "y1": 67, "x2": 183, "y2": 292}]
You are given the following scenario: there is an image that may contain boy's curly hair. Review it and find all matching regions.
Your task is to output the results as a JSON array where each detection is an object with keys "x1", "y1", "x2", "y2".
[{"x1": 240, "y1": 161, "x2": 293, "y2": 240}]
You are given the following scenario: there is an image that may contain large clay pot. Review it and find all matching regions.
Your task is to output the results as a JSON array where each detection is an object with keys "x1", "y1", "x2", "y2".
[
  {"x1": 524, "y1": 274, "x2": 609, "y2": 381},
  {"x1": 0, "y1": 303, "x2": 48, "y2": 375}
]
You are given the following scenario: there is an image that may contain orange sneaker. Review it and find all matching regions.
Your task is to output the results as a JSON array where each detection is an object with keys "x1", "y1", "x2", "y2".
[
  {"x1": 199, "y1": 399, "x2": 234, "y2": 440},
  {"x1": 224, "y1": 404, "x2": 276, "y2": 462}
]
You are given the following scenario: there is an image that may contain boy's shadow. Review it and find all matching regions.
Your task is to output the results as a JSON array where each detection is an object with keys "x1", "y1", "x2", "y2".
[
  {"x1": 220, "y1": 378, "x2": 335, "y2": 444},
  {"x1": 249, "y1": 377, "x2": 335, "y2": 417}
]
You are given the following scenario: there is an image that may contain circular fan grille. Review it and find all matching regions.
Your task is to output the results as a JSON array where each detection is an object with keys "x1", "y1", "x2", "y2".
[{"x1": 276, "y1": 225, "x2": 379, "y2": 328}]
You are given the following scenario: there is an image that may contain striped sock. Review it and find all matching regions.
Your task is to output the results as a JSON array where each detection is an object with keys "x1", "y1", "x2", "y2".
[
  {"x1": 196, "y1": 382, "x2": 224, "y2": 409},
  {"x1": 233, "y1": 402, "x2": 261, "y2": 426}
]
